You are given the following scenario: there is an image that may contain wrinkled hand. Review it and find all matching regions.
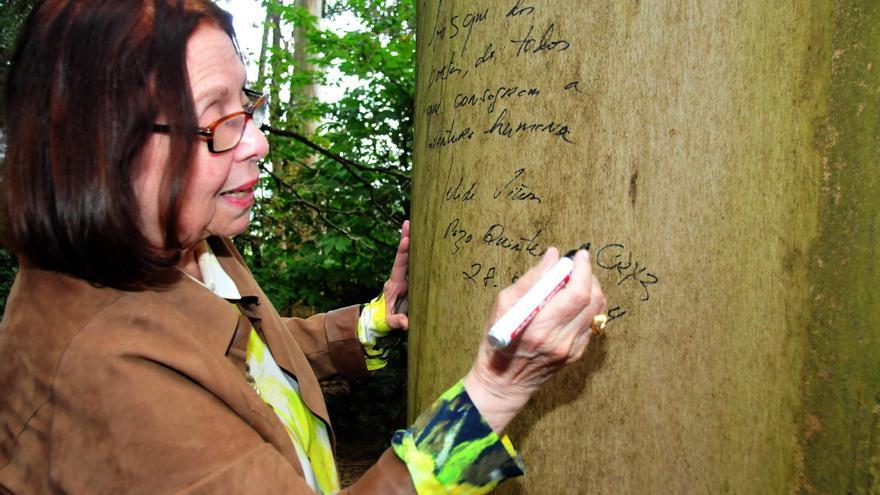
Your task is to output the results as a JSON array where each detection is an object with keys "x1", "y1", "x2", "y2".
[
  {"x1": 464, "y1": 247, "x2": 606, "y2": 433},
  {"x1": 383, "y1": 220, "x2": 409, "y2": 331}
]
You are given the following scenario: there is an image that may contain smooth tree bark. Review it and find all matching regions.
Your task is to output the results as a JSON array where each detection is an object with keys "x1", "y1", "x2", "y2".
[
  {"x1": 293, "y1": 0, "x2": 322, "y2": 107},
  {"x1": 292, "y1": 0, "x2": 323, "y2": 169},
  {"x1": 408, "y1": 1, "x2": 879, "y2": 493}
]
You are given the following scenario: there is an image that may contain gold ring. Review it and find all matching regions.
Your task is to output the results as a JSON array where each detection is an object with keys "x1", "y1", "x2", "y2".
[{"x1": 591, "y1": 314, "x2": 608, "y2": 335}]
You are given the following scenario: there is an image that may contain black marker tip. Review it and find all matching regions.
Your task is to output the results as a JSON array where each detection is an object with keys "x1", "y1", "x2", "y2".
[{"x1": 564, "y1": 242, "x2": 591, "y2": 259}]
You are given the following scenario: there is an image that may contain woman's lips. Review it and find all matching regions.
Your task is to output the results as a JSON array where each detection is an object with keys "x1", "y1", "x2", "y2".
[{"x1": 221, "y1": 179, "x2": 258, "y2": 208}]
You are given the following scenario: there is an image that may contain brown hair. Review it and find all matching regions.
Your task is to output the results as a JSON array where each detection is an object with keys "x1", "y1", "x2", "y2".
[{"x1": 1, "y1": 0, "x2": 237, "y2": 289}]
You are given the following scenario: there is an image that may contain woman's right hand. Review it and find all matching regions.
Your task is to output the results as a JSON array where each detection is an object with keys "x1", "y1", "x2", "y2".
[{"x1": 463, "y1": 247, "x2": 606, "y2": 434}]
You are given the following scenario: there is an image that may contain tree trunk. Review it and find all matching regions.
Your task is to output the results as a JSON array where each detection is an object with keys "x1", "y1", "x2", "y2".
[
  {"x1": 269, "y1": 9, "x2": 282, "y2": 120},
  {"x1": 293, "y1": 0, "x2": 322, "y2": 106},
  {"x1": 256, "y1": 9, "x2": 272, "y2": 85},
  {"x1": 292, "y1": 0, "x2": 322, "y2": 147},
  {"x1": 408, "y1": 1, "x2": 879, "y2": 493}
]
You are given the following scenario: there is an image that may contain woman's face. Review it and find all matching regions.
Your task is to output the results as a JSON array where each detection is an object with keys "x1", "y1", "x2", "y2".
[{"x1": 136, "y1": 23, "x2": 269, "y2": 250}]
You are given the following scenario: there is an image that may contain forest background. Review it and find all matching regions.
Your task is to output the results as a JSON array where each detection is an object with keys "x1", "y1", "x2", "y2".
[{"x1": 0, "y1": 0, "x2": 414, "y2": 478}]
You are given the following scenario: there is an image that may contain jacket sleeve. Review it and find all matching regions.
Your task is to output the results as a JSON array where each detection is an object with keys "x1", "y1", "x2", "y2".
[{"x1": 282, "y1": 305, "x2": 370, "y2": 382}]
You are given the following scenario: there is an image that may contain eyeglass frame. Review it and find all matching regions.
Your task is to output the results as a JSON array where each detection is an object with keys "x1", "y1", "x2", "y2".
[{"x1": 152, "y1": 88, "x2": 269, "y2": 153}]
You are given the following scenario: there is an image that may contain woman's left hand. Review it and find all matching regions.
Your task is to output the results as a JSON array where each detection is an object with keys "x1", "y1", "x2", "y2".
[{"x1": 383, "y1": 220, "x2": 409, "y2": 331}]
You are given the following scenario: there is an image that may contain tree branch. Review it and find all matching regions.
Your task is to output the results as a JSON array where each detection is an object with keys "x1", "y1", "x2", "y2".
[
  {"x1": 259, "y1": 163, "x2": 360, "y2": 216},
  {"x1": 262, "y1": 125, "x2": 405, "y2": 223},
  {"x1": 261, "y1": 124, "x2": 410, "y2": 181},
  {"x1": 257, "y1": 163, "x2": 395, "y2": 250}
]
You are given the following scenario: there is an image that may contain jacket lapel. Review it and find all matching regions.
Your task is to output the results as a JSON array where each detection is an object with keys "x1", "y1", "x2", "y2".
[
  {"x1": 151, "y1": 266, "x2": 307, "y2": 473},
  {"x1": 208, "y1": 238, "x2": 333, "y2": 430}
]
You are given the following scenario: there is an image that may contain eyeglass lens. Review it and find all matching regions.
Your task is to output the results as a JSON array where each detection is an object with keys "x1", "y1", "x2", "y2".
[
  {"x1": 213, "y1": 95, "x2": 268, "y2": 153},
  {"x1": 214, "y1": 114, "x2": 248, "y2": 152}
]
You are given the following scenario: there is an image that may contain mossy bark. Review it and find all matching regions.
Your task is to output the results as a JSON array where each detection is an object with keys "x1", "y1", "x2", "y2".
[
  {"x1": 408, "y1": 1, "x2": 879, "y2": 493},
  {"x1": 802, "y1": 2, "x2": 880, "y2": 493}
]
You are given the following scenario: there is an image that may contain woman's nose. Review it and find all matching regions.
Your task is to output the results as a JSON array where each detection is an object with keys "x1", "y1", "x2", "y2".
[{"x1": 236, "y1": 118, "x2": 269, "y2": 162}]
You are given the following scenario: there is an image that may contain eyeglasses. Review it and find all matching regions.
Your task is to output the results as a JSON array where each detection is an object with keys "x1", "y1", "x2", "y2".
[{"x1": 152, "y1": 88, "x2": 269, "y2": 153}]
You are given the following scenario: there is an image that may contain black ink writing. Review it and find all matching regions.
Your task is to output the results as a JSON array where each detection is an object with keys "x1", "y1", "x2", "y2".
[
  {"x1": 462, "y1": 262, "x2": 519, "y2": 288},
  {"x1": 462, "y1": 263, "x2": 498, "y2": 287},
  {"x1": 453, "y1": 86, "x2": 540, "y2": 114},
  {"x1": 493, "y1": 168, "x2": 542, "y2": 203},
  {"x1": 564, "y1": 81, "x2": 584, "y2": 93},
  {"x1": 596, "y1": 244, "x2": 660, "y2": 302},
  {"x1": 463, "y1": 263, "x2": 481, "y2": 283},
  {"x1": 484, "y1": 108, "x2": 574, "y2": 144},
  {"x1": 451, "y1": 242, "x2": 661, "y2": 325},
  {"x1": 484, "y1": 265, "x2": 497, "y2": 286},
  {"x1": 444, "y1": 177, "x2": 477, "y2": 202},
  {"x1": 634, "y1": 272, "x2": 659, "y2": 302},
  {"x1": 427, "y1": 51, "x2": 467, "y2": 91},
  {"x1": 428, "y1": 6, "x2": 489, "y2": 56},
  {"x1": 608, "y1": 306, "x2": 627, "y2": 323},
  {"x1": 511, "y1": 24, "x2": 571, "y2": 57},
  {"x1": 456, "y1": 8, "x2": 489, "y2": 55},
  {"x1": 443, "y1": 218, "x2": 473, "y2": 255},
  {"x1": 482, "y1": 224, "x2": 545, "y2": 257},
  {"x1": 474, "y1": 43, "x2": 496, "y2": 68},
  {"x1": 427, "y1": 120, "x2": 475, "y2": 151},
  {"x1": 506, "y1": 0, "x2": 535, "y2": 17},
  {"x1": 427, "y1": 0, "x2": 445, "y2": 49},
  {"x1": 596, "y1": 244, "x2": 631, "y2": 272},
  {"x1": 425, "y1": 102, "x2": 440, "y2": 121}
]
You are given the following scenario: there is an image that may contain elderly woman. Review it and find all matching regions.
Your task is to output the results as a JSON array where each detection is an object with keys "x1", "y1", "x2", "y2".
[{"x1": 0, "y1": 1, "x2": 606, "y2": 493}]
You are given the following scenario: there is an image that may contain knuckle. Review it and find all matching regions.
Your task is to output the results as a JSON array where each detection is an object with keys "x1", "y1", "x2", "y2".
[
  {"x1": 571, "y1": 289, "x2": 591, "y2": 309},
  {"x1": 549, "y1": 345, "x2": 569, "y2": 362}
]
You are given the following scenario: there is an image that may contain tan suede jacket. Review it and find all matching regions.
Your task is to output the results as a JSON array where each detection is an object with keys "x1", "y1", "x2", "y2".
[{"x1": 0, "y1": 237, "x2": 415, "y2": 494}]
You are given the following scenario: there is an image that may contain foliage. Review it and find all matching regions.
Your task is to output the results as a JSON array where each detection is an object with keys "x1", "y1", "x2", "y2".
[
  {"x1": 0, "y1": 248, "x2": 17, "y2": 316},
  {"x1": 1, "y1": 0, "x2": 36, "y2": 315},
  {"x1": 235, "y1": 0, "x2": 414, "y2": 315},
  {"x1": 0, "y1": 0, "x2": 37, "y2": 66},
  {"x1": 324, "y1": 345, "x2": 407, "y2": 451},
  {"x1": 1, "y1": 0, "x2": 39, "y2": 132}
]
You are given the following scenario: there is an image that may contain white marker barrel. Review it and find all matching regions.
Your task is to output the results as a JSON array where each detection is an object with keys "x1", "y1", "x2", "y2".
[{"x1": 487, "y1": 255, "x2": 575, "y2": 349}]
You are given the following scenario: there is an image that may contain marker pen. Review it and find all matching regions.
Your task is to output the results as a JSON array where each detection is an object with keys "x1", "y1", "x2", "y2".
[{"x1": 487, "y1": 243, "x2": 590, "y2": 349}]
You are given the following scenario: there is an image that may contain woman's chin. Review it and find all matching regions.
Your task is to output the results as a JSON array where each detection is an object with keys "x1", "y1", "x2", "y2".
[
  {"x1": 182, "y1": 217, "x2": 252, "y2": 247},
  {"x1": 210, "y1": 219, "x2": 252, "y2": 239}
]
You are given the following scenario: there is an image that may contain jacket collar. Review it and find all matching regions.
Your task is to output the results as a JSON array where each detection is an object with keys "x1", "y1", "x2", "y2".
[
  {"x1": 150, "y1": 264, "x2": 242, "y2": 361},
  {"x1": 206, "y1": 237, "x2": 332, "y2": 427}
]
